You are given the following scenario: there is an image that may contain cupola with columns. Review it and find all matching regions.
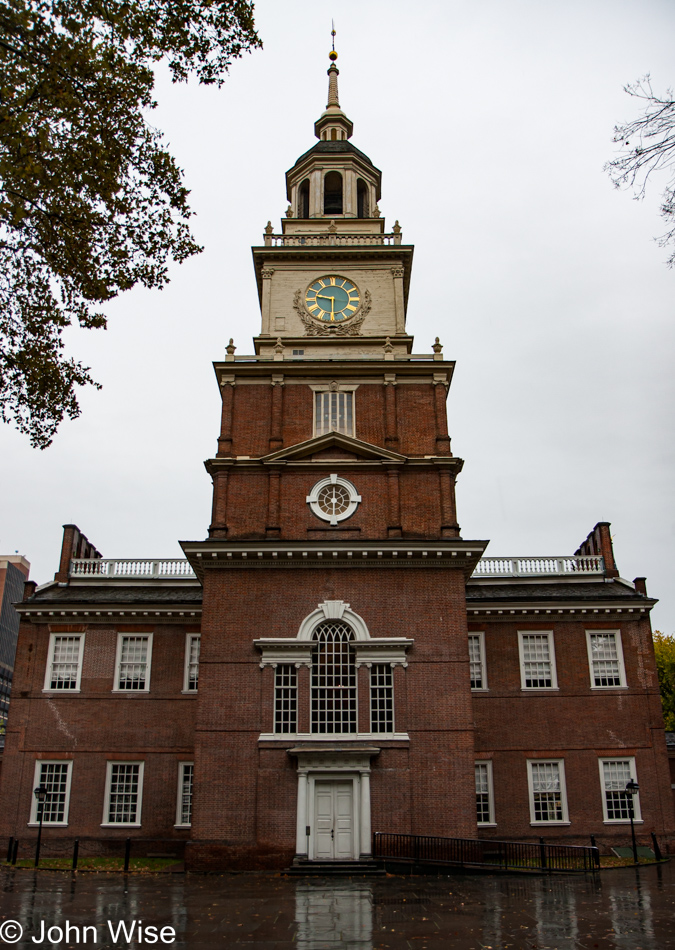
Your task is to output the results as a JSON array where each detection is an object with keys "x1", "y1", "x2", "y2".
[{"x1": 285, "y1": 43, "x2": 380, "y2": 222}]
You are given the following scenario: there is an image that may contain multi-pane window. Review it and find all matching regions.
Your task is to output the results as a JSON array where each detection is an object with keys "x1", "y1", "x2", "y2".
[
  {"x1": 176, "y1": 763, "x2": 194, "y2": 826},
  {"x1": 315, "y1": 391, "x2": 354, "y2": 437},
  {"x1": 528, "y1": 761, "x2": 567, "y2": 823},
  {"x1": 587, "y1": 632, "x2": 626, "y2": 688},
  {"x1": 519, "y1": 632, "x2": 557, "y2": 689},
  {"x1": 45, "y1": 635, "x2": 84, "y2": 691},
  {"x1": 311, "y1": 621, "x2": 357, "y2": 734},
  {"x1": 468, "y1": 634, "x2": 487, "y2": 690},
  {"x1": 475, "y1": 762, "x2": 494, "y2": 825},
  {"x1": 600, "y1": 759, "x2": 641, "y2": 822},
  {"x1": 184, "y1": 635, "x2": 201, "y2": 692},
  {"x1": 115, "y1": 635, "x2": 152, "y2": 691},
  {"x1": 370, "y1": 665, "x2": 394, "y2": 733},
  {"x1": 274, "y1": 665, "x2": 298, "y2": 734},
  {"x1": 105, "y1": 763, "x2": 143, "y2": 824},
  {"x1": 31, "y1": 761, "x2": 72, "y2": 824}
]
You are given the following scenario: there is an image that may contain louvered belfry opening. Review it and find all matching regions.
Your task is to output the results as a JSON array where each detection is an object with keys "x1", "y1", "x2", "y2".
[{"x1": 311, "y1": 621, "x2": 357, "y2": 733}]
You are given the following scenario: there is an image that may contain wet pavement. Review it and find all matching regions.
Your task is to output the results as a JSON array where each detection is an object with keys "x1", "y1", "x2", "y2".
[{"x1": 1, "y1": 863, "x2": 675, "y2": 950}]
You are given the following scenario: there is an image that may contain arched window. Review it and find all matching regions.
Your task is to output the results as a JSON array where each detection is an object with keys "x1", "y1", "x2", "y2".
[
  {"x1": 298, "y1": 178, "x2": 310, "y2": 219},
  {"x1": 323, "y1": 171, "x2": 343, "y2": 215},
  {"x1": 311, "y1": 621, "x2": 356, "y2": 733},
  {"x1": 331, "y1": 128, "x2": 337, "y2": 141},
  {"x1": 357, "y1": 179, "x2": 369, "y2": 218}
]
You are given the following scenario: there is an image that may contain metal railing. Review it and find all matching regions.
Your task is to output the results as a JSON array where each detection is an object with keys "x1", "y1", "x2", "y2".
[
  {"x1": 473, "y1": 555, "x2": 604, "y2": 577},
  {"x1": 372, "y1": 832, "x2": 600, "y2": 873},
  {"x1": 70, "y1": 559, "x2": 197, "y2": 578}
]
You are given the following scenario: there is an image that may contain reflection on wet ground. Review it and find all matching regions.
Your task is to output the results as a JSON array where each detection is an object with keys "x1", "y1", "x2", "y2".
[{"x1": 2, "y1": 861, "x2": 675, "y2": 949}]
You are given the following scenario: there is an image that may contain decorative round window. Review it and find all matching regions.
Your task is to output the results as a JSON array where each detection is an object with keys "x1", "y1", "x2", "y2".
[{"x1": 306, "y1": 474, "x2": 362, "y2": 526}]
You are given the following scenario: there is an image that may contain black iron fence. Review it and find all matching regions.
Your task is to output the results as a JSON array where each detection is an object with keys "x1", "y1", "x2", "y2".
[
  {"x1": 2, "y1": 836, "x2": 185, "y2": 871},
  {"x1": 373, "y1": 832, "x2": 600, "y2": 873}
]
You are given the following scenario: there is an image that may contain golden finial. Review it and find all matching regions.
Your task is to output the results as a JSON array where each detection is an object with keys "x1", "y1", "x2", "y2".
[{"x1": 329, "y1": 20, "x2": 338, "y2": 61}]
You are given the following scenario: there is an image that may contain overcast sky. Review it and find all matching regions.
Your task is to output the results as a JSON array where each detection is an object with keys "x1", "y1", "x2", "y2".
[{"x1": 1, "y1": 0, "x2": 674, "y2": 632}]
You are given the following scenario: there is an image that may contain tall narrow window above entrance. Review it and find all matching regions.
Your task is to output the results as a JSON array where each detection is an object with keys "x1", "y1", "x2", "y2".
[
  {"x1": 357, "y1": 178, "x2": 369, "y2": 218},
  {"x1": 274, "y1": 665, "x2": 298, "y2": 733},
  {"x1": 370, "y1": 665, "x2": 393, "y2": 733},
  {"x1": 315, "y1": 390, "x2": 354, "y2": 436},
  {"x1": 323, "y1": 171, "x2": 343, "y2": 215},
  {"x1": 311, "y1": 621, "x2": 357, "y2": 734},
  {"x1": 298, "y1": 178, "x2": 310, "y2": 218}
]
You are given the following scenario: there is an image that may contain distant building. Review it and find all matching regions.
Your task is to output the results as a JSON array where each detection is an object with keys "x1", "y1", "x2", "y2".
[
  {"x1": 0, "y1": 50, "x2": 673, "y2": 867},
  {"x1": 0, "y1": 556, "x2": 30, "y2": 750}
]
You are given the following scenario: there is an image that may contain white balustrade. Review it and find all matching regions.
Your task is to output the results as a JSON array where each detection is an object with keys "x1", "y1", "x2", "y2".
[
  {"x1": 265, "y1": 232, "x2": 401, "y2": 247},
  {"x1": 70, "y1": 554, "x2": 604, "y2": 580},
  {"x1": 70, "y1": 558, "x2": 197, "y2": 578},
  {"x1": 473, "y1": 555, "x2": 604, "y2": 577}
]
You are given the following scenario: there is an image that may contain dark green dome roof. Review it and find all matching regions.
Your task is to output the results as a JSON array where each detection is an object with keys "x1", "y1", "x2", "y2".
[{"x1": 290, "y1": 140, "x2": 377, "y2": 170}]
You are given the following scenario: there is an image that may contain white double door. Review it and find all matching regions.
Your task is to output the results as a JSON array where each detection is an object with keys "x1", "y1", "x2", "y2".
[{"x1": 314, "y1": 781, "x2": 354, "y2": 860}]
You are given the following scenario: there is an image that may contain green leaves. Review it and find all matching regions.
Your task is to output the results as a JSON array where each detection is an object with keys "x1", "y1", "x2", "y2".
[
  {"x1": 653, "y1": 632, "x2": 675, "y2": 732},
  {"x1": 0, "y1": 0, "x2": 261, "y2": 447}
]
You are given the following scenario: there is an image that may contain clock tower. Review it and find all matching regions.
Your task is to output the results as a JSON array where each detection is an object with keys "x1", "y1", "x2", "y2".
[{"x1": 181, "y1": 44, "x2": 487, "y2": 870}]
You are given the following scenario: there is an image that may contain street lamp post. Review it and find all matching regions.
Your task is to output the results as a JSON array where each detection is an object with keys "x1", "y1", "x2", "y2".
[
  {"x1": 624, "y1": 779, "x2": 640, "y2": 865},
  {"x1": 33, "y1": 785, "x2": 47, "y2": 868}
]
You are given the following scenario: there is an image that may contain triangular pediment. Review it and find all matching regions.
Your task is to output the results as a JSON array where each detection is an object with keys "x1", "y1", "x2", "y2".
[{"x1": 261, "y1": 432, "x2": 406, "y2": 463}]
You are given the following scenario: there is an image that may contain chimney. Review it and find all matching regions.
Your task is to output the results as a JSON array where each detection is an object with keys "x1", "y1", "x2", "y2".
[
  {"x1": 575, "y1": 521, "x2": 619, "y2": 578},
  {"x1": 23, "y1": 580, "x2": 37, "y2": 601},
  {"x1": 54, "y1": 525, "x2": 102, "y2": 583},
  {"x1": 633, "y1": 577, "x2": 648, "y2": 596}
]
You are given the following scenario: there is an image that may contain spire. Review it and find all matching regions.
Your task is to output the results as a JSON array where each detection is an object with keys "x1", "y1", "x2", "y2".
[
  {"x1": 327, "y1": 22, "x2": 340, "y2": 107},
  {"x1": 314, "y1": 23, "x2": 353, "y2": 141}
]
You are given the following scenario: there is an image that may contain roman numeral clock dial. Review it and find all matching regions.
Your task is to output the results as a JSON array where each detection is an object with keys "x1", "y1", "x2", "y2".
[{"x1": 305, "y1": 276, "x2": 360, "y2": 323}]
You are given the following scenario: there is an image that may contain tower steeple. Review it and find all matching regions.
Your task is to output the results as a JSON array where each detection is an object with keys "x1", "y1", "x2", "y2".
[
  {"x1": 314, "y1": 28, "x2": 353, "y2": 142},
  {"x1": 251, "y1": 32, "x2": 413, "y2": 359}
]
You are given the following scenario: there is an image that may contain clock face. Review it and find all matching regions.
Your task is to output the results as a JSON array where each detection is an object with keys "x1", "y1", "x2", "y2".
[{"x1": 305, "y1": 276, "x2": 360, "y2": 322}]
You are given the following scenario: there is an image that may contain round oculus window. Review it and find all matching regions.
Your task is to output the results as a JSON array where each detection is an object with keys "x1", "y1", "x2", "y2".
[{"x1": 306, "y1": 474, "x2": 361, "y2": 526}]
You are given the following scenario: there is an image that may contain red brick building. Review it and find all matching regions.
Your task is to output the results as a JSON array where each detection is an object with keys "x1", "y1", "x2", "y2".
[{"x1": 0, "y1": 56, "x2": 672, "y2": 869}]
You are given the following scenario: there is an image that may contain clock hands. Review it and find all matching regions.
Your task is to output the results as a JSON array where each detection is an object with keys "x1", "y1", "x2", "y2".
[{"x1": 316, "y1": 293, "x2": 336, "y2": 320}]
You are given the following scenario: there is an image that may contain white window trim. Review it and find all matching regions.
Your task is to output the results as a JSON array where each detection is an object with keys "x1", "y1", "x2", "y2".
[
  {"x1": 518, "y1": 631, "x2": 559, "y2": 691},
  {"x1": 526, "y1": 759, "x2": 570, "y2": 825},
  {"x1": 182, "y1": 634, "x2": 201, "y2": 693},
  {"x1": 310, "y1": 384, "x2": 358, "y2": 439},
  {"x1": 469, "y1": 632, "x2": 488, "y2": 691},
  {"x1": 101, "y1": 761, "x2": 145, "y2": 827},
  {"x1": 599, "y1": 757, "x2": 643, "y2": 824},
  {"x1": 113, "y1": 632, "x2": 153, "y2": 693},
  {"x1": 43, "y1": 633, "x2": 85, "y2": 693},
  {"x1": 586, "y1": 630, "x2": 627, "y2": 689},
  {"x1": 28, "y1": 759, "x2": 73, "y2": 826},
  {"x1": 175, "y1": 761, "x2": 194, "y2": 828},
  {"x1": 475, "y1": 760, "x2": 496, "y2": 826}
]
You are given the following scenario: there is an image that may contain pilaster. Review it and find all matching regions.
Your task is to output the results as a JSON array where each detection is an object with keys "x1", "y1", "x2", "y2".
[
  {"x1": 261, "y1": 268, "x2": 274, "y2": 335},
  {"x1": 392, "y1": 266, "x2": 405, "y2": 334},
  {"x1": 433, "y1": 376, "x2": 452, "y2": 455},
  {"x1": 209, "y1": 471, "x2": 229, "y2": 538},
  {"x1": 270, "y1": 376, "x2": 284, "y2": 450},
  {"x1": 217, "y1": 378, "x2": 235, "y2": 456}
]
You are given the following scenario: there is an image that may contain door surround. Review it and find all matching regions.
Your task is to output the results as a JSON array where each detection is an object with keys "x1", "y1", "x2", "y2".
[{"x1": 289, "y1": 746, "x2": 379, "y2": 862}]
